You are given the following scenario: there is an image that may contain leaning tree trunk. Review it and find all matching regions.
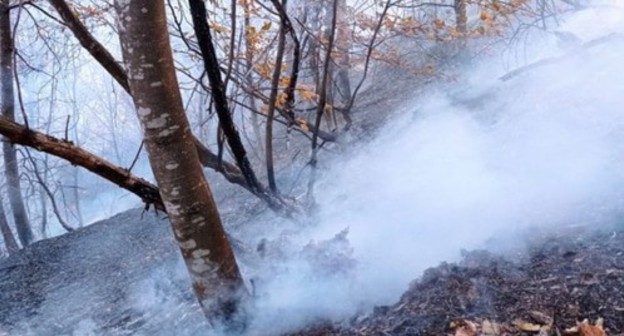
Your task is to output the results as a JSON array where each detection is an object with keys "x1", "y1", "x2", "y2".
[
  {"x1": 114, "y1": 0, "x2": 246, "y2": 328},
  {"x1": 0, "y1": 0, "x2": 33, "y2": 247}
]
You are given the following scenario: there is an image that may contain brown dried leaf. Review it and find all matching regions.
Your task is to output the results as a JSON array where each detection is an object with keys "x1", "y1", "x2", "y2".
[
  {"x1": 451, "y1": 320, "x2": 478, "y2": 336},
  {"x1": 564, "y1": 319, "x2": 606, "y2": 336},
  {"x1": 578, "y1": 323, "x2": 605, "y2": 336}
]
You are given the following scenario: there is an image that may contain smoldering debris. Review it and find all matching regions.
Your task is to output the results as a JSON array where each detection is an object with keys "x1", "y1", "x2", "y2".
[{"x1": 293, "y1": 225, "x2": 624, "y2": 335}]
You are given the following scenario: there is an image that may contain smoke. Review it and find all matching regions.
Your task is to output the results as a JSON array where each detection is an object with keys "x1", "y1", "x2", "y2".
[{"x1": 243, "y1": 2, "x2": 624, "y2": 334}]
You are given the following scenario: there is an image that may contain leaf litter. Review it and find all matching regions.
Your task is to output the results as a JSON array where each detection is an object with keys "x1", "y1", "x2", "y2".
[{"x1": 291, "y1": 224, "x2": 624, "y2": 335}]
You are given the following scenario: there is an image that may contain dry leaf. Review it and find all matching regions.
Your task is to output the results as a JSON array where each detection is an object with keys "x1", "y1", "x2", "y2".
[
  {"x1": 564, "y1": 319, "x2": 606, "y2": 336},
  {"x1": 451, "y1": 320, "x2": 477, "y2": 336},
  {"x1": 578, "y1": 324, "x2": 605, "y2": 336},
  {"x1": 578, "y1": 320, "x2": 605, "y2": 336},
  {"x1": 481, "y1": 320, "x2": 501, "y2": 335},
  {"x1": 514, "y1": 320, "x2": 543, "y2": 332}
]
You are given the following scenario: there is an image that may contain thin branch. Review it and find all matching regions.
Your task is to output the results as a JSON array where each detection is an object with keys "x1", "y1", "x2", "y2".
[{"x1": 24, "y1": 148, "x2": 74, "y2": 232}]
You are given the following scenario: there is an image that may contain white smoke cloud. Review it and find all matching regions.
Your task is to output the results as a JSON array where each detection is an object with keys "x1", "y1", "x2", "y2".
[{"x1": 245, "y1": 1, "x2": 624, "y2": 333}]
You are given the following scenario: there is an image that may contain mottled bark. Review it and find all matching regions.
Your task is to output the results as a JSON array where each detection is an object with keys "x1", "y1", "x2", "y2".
[
  {"x1": 1, "y1": 0, "x2": 33, "y2": 246},
  {"x1": 115, "y1": 0, "x2": 247, "y2": 327}
]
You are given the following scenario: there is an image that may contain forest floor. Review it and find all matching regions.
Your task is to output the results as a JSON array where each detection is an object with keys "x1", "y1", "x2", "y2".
[
  {"x1": 1, "y1": 208, "x2": 623, "y2": 335},
  {"x1": 292, "y1": 224, "x2": 624, "y2": 336}
]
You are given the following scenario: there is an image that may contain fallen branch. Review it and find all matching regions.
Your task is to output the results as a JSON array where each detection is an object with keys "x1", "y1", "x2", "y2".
[{"x1": 0, "y1": 116, "x2": 163, "y2": 211}]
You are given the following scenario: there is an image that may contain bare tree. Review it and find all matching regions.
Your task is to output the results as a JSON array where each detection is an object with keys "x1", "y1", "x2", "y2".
[
  {"x1": 114, "y1": 0, "x2": 247, "y2": 327},
  {"x1": 1, "y1": 0, "x2": 33, "y2": 246}
]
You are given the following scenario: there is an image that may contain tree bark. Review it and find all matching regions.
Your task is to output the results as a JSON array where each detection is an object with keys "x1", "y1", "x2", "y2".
[
  {"x1": 0, "y1": 197, "x2": 18, "y2": 255},
  {"x1": 115, "y1": 0, "x2": 247, "y2": 327},
  {"x1": 454, "y1": 0, "x2": 467, "y2": 34},
  {"x1": 271, "y1": 0, "x2": 300, "y2": 121},
  {"x1": 335, "y1": 0, "x2": 352, "y2": 126},
  {"x1": 265, "y1": 0, "x2": 288, "y2": 193},
  {"x1": 1, "y1": 0, "x2": 33, "y2": 247}
]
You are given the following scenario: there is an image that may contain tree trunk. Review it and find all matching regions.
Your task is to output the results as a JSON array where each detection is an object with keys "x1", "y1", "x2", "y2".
[
  {"x1": 305, "y1": 1, "x2": 322, "y2": 90},
  {"x1": 1, "y1": 0, "x2": 33, "y2": 247},
  {"x1": 188, "y1": 0, "x2": 263, "y2": 195},
  {"x1": 321, "y1": 0, "x2": 337, "y2": 130},
  {"x1": 454, "y1": 0, "x2": 467, "y2": 34},
  {"x1": 0, "y1": 197, "x2": 19, "y2": 255},
  {"x1": 335, "y1": 0, "x2": 352, "y2": 126},
  {"x1": 265, "y1": 0, "x2": 288, "y2": 193},
  {"x1": 308, "y1": 0, "x2": 338, "y2": 203},
  {"x1": 114, "y1": 0, "x2": 247, "y2": 328}
]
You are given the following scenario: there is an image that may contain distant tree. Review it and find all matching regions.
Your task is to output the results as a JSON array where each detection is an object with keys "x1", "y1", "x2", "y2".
[
  {"x1": 0, "y1": 0, "x2": 33, "y2": 246},
  {"x1": 0, "y1": 195, "x2": 18, "y2": 254}
]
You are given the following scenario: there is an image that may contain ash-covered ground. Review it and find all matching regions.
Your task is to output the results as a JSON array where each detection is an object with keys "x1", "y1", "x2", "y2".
[{"x1": 293, "y1": 224, "x2": 624, "y2": 335}]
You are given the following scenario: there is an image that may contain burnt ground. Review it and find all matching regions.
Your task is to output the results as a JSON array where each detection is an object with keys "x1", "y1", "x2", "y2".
[
  {"x1": 1, "y1": 207, "x2": 623, "y2": 335},
  {"x1": 293, "y1": 224, "x2": 624, "y2": 336}
]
